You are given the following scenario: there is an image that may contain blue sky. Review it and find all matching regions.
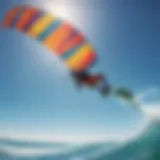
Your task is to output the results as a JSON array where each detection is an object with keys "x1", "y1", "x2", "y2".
[{"x1": 0, "y1": 0, "x2": 159, "y2": 141}]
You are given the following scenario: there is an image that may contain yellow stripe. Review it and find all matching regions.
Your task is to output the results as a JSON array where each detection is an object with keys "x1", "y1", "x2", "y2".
[
  {"x1": 27, "y1": 13, "x2": 55, "y2": 38},
  {"x1": 66, "y1": 43, "x2": 92, "y2": 70}
]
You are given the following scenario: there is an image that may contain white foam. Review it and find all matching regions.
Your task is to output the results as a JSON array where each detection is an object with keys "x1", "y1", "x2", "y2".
[
  {"x1": 135, "y1": 87, "x2": 160, "y2": 119},
  {"x1": 0, "y1": 145, "x2": 69, "y2": 157},
  {"x1": 142, "y1": 104, "x2": 160, "y2": 119}
]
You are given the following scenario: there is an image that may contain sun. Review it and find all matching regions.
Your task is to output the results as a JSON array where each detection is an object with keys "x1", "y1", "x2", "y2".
[
  {"x1": 29, "y1": 0, "x2": 88, "y2": 31},
  {"x1": 41, "y1": 0, "x2": 70, "y2": 20},
  {"x1": 30, "y1": 0, "x2": 77, "y2": 21}
]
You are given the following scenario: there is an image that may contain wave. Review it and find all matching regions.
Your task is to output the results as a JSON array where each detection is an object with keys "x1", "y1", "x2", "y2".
[
  {"x1": 0, "y1": 140, "x2": 118, "y2": 160},
  {"x1": 94, "y1": 119, "x2": 160, "y2": 160},
  {"x1": 1, "y1": 117, "x2": 160, "y2": 160},
  {"x1": 1, "y1": 119, "x2": 160, "y2": 159}
]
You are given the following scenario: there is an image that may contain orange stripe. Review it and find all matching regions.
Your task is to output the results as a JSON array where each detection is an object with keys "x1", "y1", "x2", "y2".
[
  {"x1": 43, "y1": 23, "x2": 64, "y2": 52},
  {"x1": 73, "y1": 51, "x2": 96, "y2": 72},
  {"x1": 16, "y1": 8, "x2": 38, "y2": 31},
  {"x1": 3, "y1": 7, "x2": 20, "y2": 27},
  {"x1": 52, "y1": 23, "x2": 73, "y2": 52},
  {"x1": 58, "y1": 33, "x2": 84, "y2": 54},
  {"x1": 80, "y1": 52, "x2": 96, "y2": 71}
]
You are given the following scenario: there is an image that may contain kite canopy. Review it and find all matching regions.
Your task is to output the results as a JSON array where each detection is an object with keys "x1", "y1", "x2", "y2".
[{"x1": 2, "y1": 5, "x2": 97, "y2": 72}]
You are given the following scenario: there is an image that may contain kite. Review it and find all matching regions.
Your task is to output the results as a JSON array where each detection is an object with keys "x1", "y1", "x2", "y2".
[{"x1": 1, "y1": 5, "x2": 138, "y2": 108}]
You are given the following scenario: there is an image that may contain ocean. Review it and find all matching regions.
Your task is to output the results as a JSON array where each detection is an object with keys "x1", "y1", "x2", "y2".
[{"x1": 0, "y1": 119, "x2": 160, "y2": 160}]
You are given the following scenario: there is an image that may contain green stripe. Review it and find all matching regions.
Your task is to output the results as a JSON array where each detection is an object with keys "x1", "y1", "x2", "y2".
[
  {"x1": 37, "y1": 19, "x2": 61, "y2": 41},
  {"x1": 61, "y1": 42, "x2": 84, "y2": 60}
]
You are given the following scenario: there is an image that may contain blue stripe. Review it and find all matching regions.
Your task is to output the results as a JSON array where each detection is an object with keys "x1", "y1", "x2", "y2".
[
  {"x1": 37, "y1": 19, "x2": 61, "y2": 41},
  {"x1": 10, "y1": 8, "x2": 26, "y2": 27},
  {"x1": 61, "y1": 42, "x2": 84, "y2": 60}
]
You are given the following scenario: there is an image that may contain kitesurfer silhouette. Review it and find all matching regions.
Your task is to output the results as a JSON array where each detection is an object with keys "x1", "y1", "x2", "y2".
[{"x1": 72, "y1": 71, "x2": 110, "y2": 96}]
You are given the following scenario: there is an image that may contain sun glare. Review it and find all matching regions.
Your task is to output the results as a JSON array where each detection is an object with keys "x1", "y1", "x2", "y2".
[
  {"x1": 31, "y1": 0, "x2": 76, "y2": 21},
  {"x1": 42, "y1": 0, "x2": 70, "y2": 20},
  {"x1": 29, "y1": 0, "x2": 88, "y2": 31}
]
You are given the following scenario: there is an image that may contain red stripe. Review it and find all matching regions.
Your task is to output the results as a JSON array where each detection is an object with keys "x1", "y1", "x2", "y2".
[
  {"x1": 3, "y1": 7, "x2": 20, "y2": 27},
  {"x1": 16, "y1": 8, "x2": 38, "y2": 31},
  {"x1": 79, "y1": 51, "x2": 96, "y2": 71},
  {"x1": 57, "y1": 33, "x2": 84, "y2": 54}
]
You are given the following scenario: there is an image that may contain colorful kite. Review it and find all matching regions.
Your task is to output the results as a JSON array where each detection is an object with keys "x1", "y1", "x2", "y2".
[{"x1": 1, "y1": 5, "x2": 138, "y2": 108}]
